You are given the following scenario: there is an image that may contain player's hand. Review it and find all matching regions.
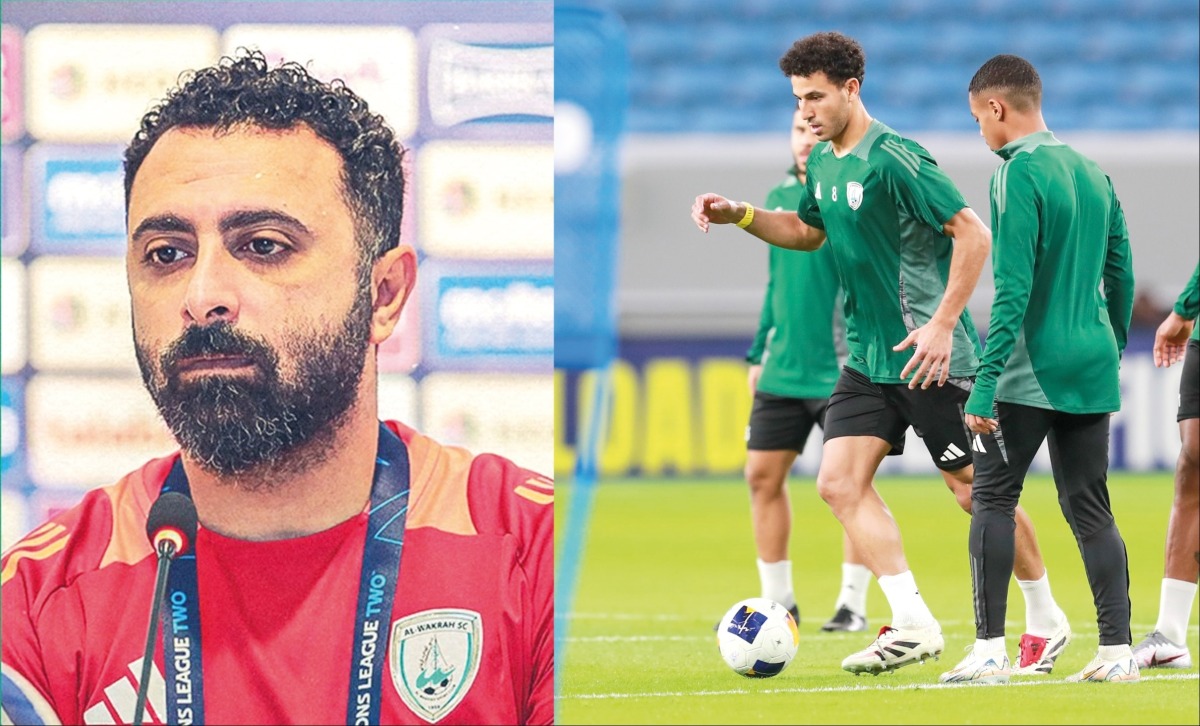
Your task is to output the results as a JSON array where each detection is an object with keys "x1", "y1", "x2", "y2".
[
  {"x1": 747, "y1": 364, "x2": 763, "y2": 395},
  {"x1": 893, "y1": 319, "x2": 955, "y2": 389},
  {"x1": 1153, "y1": 311, "x2": 1194, "y2": 367},
  {"x1": 691, "y1": 194, "x2": 742, "y2": 233},
  {"x1": 965, "y1": 413, "x2": 998, "y2": 434}
]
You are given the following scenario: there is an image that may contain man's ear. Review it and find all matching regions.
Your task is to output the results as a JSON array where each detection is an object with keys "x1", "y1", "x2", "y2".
[
  {"x1": 989, "y1": 97, "x2": 1006, "y2": 121},
  {"x1": 369, "y1": 244, "x2": 417, "y2": 346}
]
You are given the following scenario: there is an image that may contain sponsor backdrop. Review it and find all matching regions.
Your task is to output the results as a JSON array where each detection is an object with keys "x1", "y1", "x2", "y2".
[{"x1": 0, "y1": 1, "x2": 553, "y2": 550}]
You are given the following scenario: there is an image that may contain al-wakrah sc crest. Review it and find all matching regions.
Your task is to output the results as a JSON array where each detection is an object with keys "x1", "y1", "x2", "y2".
[
  {"x1": 847, "y1": 181, "x2": 864, "y2": 210},
  {"x1": 389, "y1": 609, "x2": 483, "y2": 723}
]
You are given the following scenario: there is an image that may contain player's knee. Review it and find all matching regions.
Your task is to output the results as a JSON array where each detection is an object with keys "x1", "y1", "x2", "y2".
[
  {"x1": 745, "y1": 464, "x2": 784, "y2": 498},
  {"x1": 815, "y1": 472, "x2": 856, "y2": 513}
]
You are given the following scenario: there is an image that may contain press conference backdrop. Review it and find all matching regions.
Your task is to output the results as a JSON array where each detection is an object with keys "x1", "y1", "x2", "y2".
[
  {"x1": 0, "y1": 1, "x2": 553, "y2": 552},
  {"x1": 554, "y1": 0, "x2": 1199, "y2": 480}
]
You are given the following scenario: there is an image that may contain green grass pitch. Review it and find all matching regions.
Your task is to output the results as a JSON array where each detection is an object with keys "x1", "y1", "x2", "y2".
[{"x1": 554, "y1": 472, "x2": 1200, "y2": 724}]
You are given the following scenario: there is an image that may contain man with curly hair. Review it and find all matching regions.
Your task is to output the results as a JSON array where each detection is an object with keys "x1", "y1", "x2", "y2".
[
  {"x1": 1, "y1": 50, "x2": 552, "y2": 725},
  {"x1": 691, "y1": 32, "x2": 1067, "y2": 677}
]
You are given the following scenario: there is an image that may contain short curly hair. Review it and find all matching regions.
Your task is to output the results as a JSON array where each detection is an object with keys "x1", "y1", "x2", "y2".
[
  {"x1": 779, "y1": 32, "x2": 866, "y2": 86},
  {"x1": 124, "y1": 49, "x2": 407, "y2": 262},
  {"x1": 969, "y1": 54, "x2": 1042, "y2": 112}
]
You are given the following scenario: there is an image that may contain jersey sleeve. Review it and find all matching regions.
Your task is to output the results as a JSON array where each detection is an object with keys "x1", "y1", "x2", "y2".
[
  {"x1": 1173, "y1": 263, "x2": 1199, "y2": 321},
  {"x1": 874, "y1": 136, "x2": 967, "y2": 231},
  {"x1": 1, "y1": 506, "x2": 98, "y2": 726},
  {"x1": 1101, "y1": 176, "x2": 1135, "y2": 355},
  {"x1": 965, "y1": 157, "x2": 1037, "y2": 418},
  {"x1": 464, "y1": 456, "x2": 553, "y2": 725},
  {"x1": 795, "y1": 169, "x2": 824, "y2": 230}
]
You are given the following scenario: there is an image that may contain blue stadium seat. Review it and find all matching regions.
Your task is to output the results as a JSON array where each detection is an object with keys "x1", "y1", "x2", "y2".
[{"x1": 1079, "y1": 22, "x2": 1162, "y2": 63}]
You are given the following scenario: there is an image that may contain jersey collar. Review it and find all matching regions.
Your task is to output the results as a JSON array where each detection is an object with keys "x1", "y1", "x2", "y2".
[{"x1": 996, "y1": 130, "x2": 1063, "y2": 160}]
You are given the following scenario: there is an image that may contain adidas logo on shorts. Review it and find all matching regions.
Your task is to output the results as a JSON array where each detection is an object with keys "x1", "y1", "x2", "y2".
[{"x1": 939, "y1": 442, "x2": 966, "y2": 463}]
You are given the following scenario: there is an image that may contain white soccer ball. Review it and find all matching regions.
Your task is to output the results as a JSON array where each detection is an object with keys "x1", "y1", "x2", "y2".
[{"x1": 716, "y1": 597, "x2": 800, "y2": 678}]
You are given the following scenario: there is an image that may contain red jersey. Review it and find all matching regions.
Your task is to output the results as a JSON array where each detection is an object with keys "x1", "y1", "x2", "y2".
[{"x1": 1, "y1": 421, "x2": 553, "y2": 725}]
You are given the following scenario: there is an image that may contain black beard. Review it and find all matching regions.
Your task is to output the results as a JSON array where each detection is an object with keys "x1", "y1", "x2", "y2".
[{"x1": 135, "y1": 287, "x2": 372, "y2": 482}]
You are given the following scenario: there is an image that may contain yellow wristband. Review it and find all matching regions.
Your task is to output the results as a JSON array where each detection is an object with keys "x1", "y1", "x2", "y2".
[{"x1": 735, "y1": 202, "x2": 755, "y2": 228}]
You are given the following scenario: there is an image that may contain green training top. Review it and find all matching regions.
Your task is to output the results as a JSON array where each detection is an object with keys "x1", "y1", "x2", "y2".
[
  {"x1": 1174, "y1": 263, "x2": 1199, "y2": 342},
  {"x1": 796, "y1": 120, "x2": 981, "y2": 383},
  {"x1": 965, "y1": 131, "x2": 1135, "y2": 417},
  {"x1": 747, "y1": 166, "x2": 846, "y2": 399}
]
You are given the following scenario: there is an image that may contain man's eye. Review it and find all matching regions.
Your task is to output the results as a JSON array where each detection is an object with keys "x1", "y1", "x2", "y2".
[
  {"x1": 149, "y1": 246, "x2": 186, "y2": 265},
  {"x1": 247, "y1": 237, "x2": 284, "y2": 256}
]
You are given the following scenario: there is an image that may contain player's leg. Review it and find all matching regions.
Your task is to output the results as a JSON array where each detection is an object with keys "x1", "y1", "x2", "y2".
[
  {"x1": 821, "y1": 532, "x2": 871, "y2": 632},
  {"x1": 820, "y1": 370, "x2": 942, "y2": 673},
  {"x1": 743, "y1": 391, "x2": 813, "y2": 625},
  {"x1": 811, "y1": 397, "x2": 870, "y2": 633},
  {"x1": 745, "y1": 448, "x2": 800, "y2": 619},
  {"x1": 1045, "y1": 412, "x2": 1139, "y2": 682},
  {"x1": 1135, "y1": 339, "x2": 1199, "y2": 669},
  {"x1": 906, "y1": 379, "x2": 1070, "y2": 673},
  {"x1": 940, "y1": 402, "x2": 1050, "y2": 684}
]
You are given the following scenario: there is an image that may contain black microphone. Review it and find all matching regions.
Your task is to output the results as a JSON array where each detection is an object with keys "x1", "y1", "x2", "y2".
[{"x1": 133, "y1": 492, "x2": 199, "y2": 726}]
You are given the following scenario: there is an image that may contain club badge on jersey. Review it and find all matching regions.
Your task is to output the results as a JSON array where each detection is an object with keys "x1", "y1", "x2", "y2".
[{"x1": 388, "y1": 608, "x2": 484, "y2": 723}]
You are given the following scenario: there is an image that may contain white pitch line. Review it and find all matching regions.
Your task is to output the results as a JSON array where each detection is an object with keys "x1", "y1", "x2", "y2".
[{"x1": 556, "y1": 672, "x2": 1199, "y2": 701}]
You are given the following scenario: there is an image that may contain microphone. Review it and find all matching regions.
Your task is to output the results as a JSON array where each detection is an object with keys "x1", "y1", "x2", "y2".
[{"x1": 133, "y1": 492, "x2": 199, "y2": 726}]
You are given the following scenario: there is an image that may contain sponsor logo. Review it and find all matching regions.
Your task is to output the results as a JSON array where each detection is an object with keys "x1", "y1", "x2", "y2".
[
  {"x1": 26, "y1": 374, "x2": 176, "y2": 488},
  {"x1": 26, "y1": 24, "x2": 218, "y2": 142},
  {"x1": 939, "y1": 442, "x2": 966, "y2": 463},
  {"x1": 418, "y1": 142, "x2": 552, "y2": 259},
  {"x1": 1, "y1": 259, "x2": 26, "y2": 373},
  {"x1": 971, "y1": 433, "x2": 987, "y2": 454},
  {"x1": 1, "y1": 146, "x2": 24, "y2": 255},
  {"x1": 1, "y1": 26, "x2": 22, "y2": 141},
  {"x1": 426, "y1": 263, "x2": 553, "y2": 366},
  {"x1": 30, "y1": 145, "x2": 127, "y2": 254},
  {"x1": 420, "y1": 372, "x2": 552, "y2": 475},
  {"x1": 222, "y1": 25, "x2": 417, "y2": 139},
  {"x1": 424, "y1": 24, "x2": 552, "y2": 127},
  {"x1": 847, "y1": 181, "x2": 863, "y2": 210},
  {"x1": 1, "y1": 378, "x2": 21, "y2": 477},
  {"x1": 29, "y1": 257, "x2": 137, "y2": 370},
  {"x1": 80, "y1": 658, "x2": 167, "y2": 725},
  {"x1": 389, "y1": 609, "x2": 483, "y2": 723}
]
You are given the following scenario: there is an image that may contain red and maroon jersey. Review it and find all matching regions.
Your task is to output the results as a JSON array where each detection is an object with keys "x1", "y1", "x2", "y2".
[{"x1": 1, "y1": 421, "x2": 553, "y2": 725}]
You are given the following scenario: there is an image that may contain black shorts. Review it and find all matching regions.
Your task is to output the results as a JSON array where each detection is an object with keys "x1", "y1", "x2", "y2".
[
  {"x1": 746, "y1": 392, "x2": 828, "y2": 452},
  {"x1": 1180, "y1": 339, "x2": 1199, "y2": 422},
  {"x1": 823, "y1": 366, "x2": 973, "y2": 471}
]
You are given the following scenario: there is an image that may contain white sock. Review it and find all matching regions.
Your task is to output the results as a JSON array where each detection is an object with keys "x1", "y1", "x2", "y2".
[
  {"x1": 1016, "y1": 571, "x2": 1062, "y2": 637},
  {"x1": 757, "y1": 558, "x2": 795, "y2": 609},
  {"x1": 1155, "y1": 578, "x2": 1198, "y2": 645},
  {"x1": 836, "y1": 563, "x2": 872, "y2": 616},
  {"x1": 877, "y1": 570, "x2": 935, "y2": 628},
  {"x1": 975, "y1": 636, "x2": 1006, "y2": 658},
  {"x1": 1098, "y1": 643, "x2": 1132, "y2": 660}
]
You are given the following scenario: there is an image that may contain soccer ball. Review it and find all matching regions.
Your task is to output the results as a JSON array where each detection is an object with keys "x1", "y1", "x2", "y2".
[{"x1": 716, "y1": 597, "x2": 799, "y2": 678}]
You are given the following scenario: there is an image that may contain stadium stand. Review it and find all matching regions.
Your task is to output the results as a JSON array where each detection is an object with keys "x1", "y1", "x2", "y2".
[{"x1": 589, "y1": 0, "x2": 1198, "y2": 133}]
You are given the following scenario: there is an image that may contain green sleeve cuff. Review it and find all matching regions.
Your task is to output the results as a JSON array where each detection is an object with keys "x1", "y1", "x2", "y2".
[{"x1": 964, "y1": 387, "x2": 995, "y2": 418}]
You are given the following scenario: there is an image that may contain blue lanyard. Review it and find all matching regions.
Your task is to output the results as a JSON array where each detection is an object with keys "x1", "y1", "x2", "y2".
[{"x1": 158, "y1": 424, "x2": 411, "y2": 725}]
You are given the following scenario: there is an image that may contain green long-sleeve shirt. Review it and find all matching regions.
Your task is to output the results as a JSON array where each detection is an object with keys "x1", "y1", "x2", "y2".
[
  {"x1": 965, "y1": 131, "x2": 1135, "y2": 417},
  {"x1": 1174, "y1": 263, "x2": 1199, "y2": 341},
  {"x1": 746, "y1": 167, "x2": 845, "y2": 398}
]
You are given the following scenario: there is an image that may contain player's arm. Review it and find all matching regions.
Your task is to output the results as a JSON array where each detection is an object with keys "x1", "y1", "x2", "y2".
[
  {"x1": 691, "y1": 193, "x2": 826, "y2": 251},
  {"x1": 1101, "y1": 177, "x2": 1136, "y2": 357},
  {"x1": 2, "y1": 549, "x2": 67, "y2": 725},
  {"x1": 1156, "y1": 263, "x2": 1199, "y2": 367},
  {"x1": 893, "y1": 207, "x2": 991, "y2": 389},
  {"x1": 964, "y1": 160, "x2": 1038, "y2": 429}
]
